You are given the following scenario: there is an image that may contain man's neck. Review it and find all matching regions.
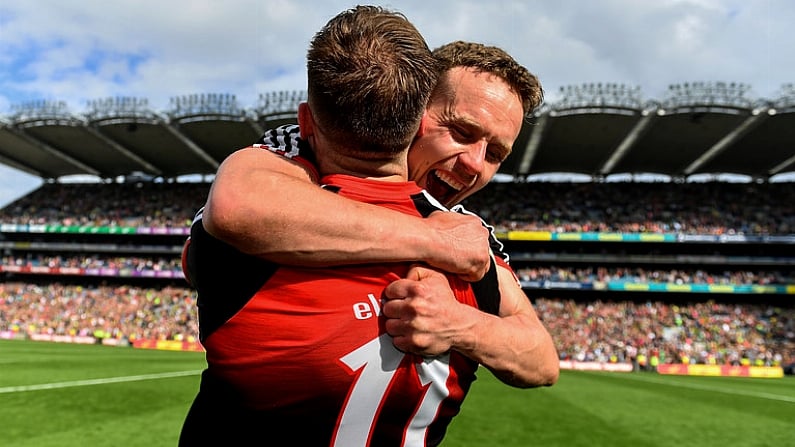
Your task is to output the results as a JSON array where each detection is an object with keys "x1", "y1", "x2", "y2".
[{"x1": 315, "y1": 146, "x2": 409, "y2": 182}]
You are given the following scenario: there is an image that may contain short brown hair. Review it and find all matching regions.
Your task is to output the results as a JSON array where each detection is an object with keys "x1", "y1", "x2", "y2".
[
  {"x1": 432, "y1": 41, "x2": 543, "y2": 117},
  {"x1": 307, "y1": 5, "x2": 439, "y2": 158}
]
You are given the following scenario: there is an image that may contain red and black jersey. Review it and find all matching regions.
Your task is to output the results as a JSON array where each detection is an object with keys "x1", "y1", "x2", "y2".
[
  {"x1": 180, "y1": 175, "x2": 501, "y2": 447},
  {"x1": 253, "y1": 125, "x2": 512, "y2": 268}
]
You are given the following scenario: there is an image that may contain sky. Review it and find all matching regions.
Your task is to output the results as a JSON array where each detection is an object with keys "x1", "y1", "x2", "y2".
[{"x1": 0, "y1": 0, "x2": 793, "y2": 207}]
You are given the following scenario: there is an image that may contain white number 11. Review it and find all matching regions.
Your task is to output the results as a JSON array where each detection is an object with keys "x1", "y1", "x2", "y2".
[{"x1": 333, "y1": 334, "x2": 451, "y2": 447}]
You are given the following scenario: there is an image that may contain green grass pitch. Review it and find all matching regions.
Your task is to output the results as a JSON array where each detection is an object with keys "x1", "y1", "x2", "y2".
[{"x1": 1, "y1": 340, "x2": 793, "y2": 446}]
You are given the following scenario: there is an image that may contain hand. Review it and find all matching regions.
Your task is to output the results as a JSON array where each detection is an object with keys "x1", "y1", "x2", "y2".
[
  {"x1": 382, "y1": 265, "x2": 470, "y2": 356},
  {"x1": 424, "y1": 211, "x2": 491, "y2": 282}
]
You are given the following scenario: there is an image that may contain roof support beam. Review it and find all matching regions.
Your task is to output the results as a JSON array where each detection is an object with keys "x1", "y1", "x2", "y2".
[
  {"x1": 0, "y1": 150, "x2": 42, "y2": 177},
  {"x1": 770, "y1": 153, "x2": 795, "y2": 176},
  {"x1": 84, "y1": 126, "x2": 163, "y2": 176},
  {"x1": 163, "y1": 123, "x2": 219, "y2": 170},
  {"x1": 683, "y1": 110, "x2": 770, "y2": 175},
  {"x1": 246, "y1": 117, "x2": 264, "y2": 136},
  {"x1": 600, "y1": 108, "x2": 658, "y2": 175},
  {"x1": 7, "y1": 126, "x2": 101, "y2": 176},
  {"x1": 516, "y1": 112, "x2": 550, "y2": 175}
]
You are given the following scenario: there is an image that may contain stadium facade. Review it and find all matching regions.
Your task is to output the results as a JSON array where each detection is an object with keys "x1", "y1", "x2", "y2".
[
  {"x1": 0, "y1": 83, "x2": 793, "y2": 373},
  {"x1": 0, "y1": 81, "x2": 793, "y2": 183}
]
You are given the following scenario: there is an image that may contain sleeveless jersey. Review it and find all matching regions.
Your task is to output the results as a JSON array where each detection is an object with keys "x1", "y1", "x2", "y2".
[{"x1": 180, "y1": 175, "x2": 501, "y2": 447}]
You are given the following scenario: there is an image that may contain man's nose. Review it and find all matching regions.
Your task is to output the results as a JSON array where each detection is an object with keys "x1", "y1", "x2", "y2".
[{"x1": 458, "y1": 142, "x2": 486, "y2": 175}]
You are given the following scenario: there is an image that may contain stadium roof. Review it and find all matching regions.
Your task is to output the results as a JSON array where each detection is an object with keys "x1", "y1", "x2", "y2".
[{"x1": 1, "y1": 82, "x2": 793, "y2": 182}]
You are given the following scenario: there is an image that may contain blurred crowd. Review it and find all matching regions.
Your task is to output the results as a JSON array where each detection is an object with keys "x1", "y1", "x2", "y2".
[
  {"x1": 0, "y1": 181, "x2": 793, "y2": 371},
  {"x1": 2, "y1": 255, "x2": 182, "y2": 273},
  {"x1": 517, "y1": 266, "x2": 793, "y2": 287},
  {"x1": 1, "y1": 282, "x2": 791, "y2": 369},
  {"x1": 0, "y1": 282, "x2": 196, "y2": 342},
  {"x1": 0, "y1": 181, "x2": 793, "y2": 235},
  {"x1": 3, "y1": 255, "x2": 794, "y2": 288},
  {"x1": 535, "y1": 298, "x2": 794, "y2": 370},
  {"x1": 461, "y1": 181, "x2": 795, "y2": 235},
  {"x1": 0, "y1": 182, "x2": 207, "y2": 228}
]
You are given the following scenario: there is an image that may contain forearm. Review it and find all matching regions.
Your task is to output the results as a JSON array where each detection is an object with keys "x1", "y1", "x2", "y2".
[
  {"x1": 243, "y1": 191, "x2": 438, "y2": 266},
  {"x1": 202, "y1": 148, "x2": 470, "y2": 269},
  {"x1": 453, "y1": 308, "x2": 559, "y2": 388},
  {"x1": 451, "y1": 267, "x2": 560, "y2": 388}
]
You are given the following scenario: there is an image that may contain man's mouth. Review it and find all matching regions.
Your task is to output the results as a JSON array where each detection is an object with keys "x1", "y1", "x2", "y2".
[{"x1": 425, "y1": 170, "x2": 465, "y2": 206}]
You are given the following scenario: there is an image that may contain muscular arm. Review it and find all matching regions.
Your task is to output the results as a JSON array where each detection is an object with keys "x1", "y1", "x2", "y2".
[
  {"x1": 202, "y1": 147, "x2": 491, "y2": 280},
  {"x1": 205, "y1": 146, "x2": 558, "y2": 386},
  {"x1": 481, "y1": 266, "x2": 560, "y2": 387},
  {"x1": 383, "y1": 264, "x2": 560, "y2": 388}
]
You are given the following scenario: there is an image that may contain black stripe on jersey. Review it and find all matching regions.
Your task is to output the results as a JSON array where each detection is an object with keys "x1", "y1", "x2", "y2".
[
  {"x1": 411, "y1": 192, "x2": 446, "y2": 218},
  {"x1": 187, "y1": 219, "x2": 280, "y2": 342},
  {"x1": 409, "y1": 192, "x2": 502, "y2": 316},
  {"x1": 264, "y1": 128, "x2": 282, "y2": 148},
  {"x1": 468, "y1": 257, "x2": 500, "y2": 315}
]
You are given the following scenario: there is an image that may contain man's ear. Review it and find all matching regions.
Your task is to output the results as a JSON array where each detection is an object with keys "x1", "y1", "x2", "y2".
[
  {"x1": 413, "y1": 110, "x2": 428, "y2": 141},
  {"x1": 298, "y1": 102, "x2": 313, "y2": 139}
]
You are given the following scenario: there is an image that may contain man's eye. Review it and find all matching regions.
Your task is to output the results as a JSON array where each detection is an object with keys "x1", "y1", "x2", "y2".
[
  {"x1": 487, "y1": 149, "x2": 509, "y2": 163},
  {"x1": 486, "y1": 152, "x2": 502, "y2": 163},
  {"x1": 451, "y1": 126, "x2": 472, "y2": 140}
]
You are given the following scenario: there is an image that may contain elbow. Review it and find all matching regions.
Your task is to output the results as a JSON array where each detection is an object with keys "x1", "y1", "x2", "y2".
[
  {"x1": 513, "y1": 349, "x2": 561, "y2": 389},
  {"x1": 537, "y1": 345, "x2": 561, "y2": 387},
  {"x1": 202, "y1": 198, "x2": 236, "y2": 241},
  {"x1": 539, "y1": 359, "x2": 560, "y2": 387},
  {"x1": 522, "y1": 363, "x2": 560, "y2": 389},
  {"x1": 202, "y1": 191, "x2": 253, "y2": 251},
  {"x1": 492, "y1": 355, "x2": 560, "y2": 389}
]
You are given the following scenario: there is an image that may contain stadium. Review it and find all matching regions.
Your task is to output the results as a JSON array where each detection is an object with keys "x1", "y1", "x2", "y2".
[{"x1": 1, "y1": 82, "x2": 794, "y2": 446}]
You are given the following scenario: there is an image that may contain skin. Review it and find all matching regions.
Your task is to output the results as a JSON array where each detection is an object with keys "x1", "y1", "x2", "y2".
[
  {"x1": 410, "y1": 67, "x2": 524, "y2": 208},
  {"x1": 201, "y1": 66, "x2": 559, "y2": 388},
  {"x1": 202, "y1": 147, "x2": 493, "y2": 281}
]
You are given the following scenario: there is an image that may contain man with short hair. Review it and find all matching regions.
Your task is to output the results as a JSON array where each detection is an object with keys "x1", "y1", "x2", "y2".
[
  {"x1": 203, "y1": 40, "x2": 560, "y2": 389},
  {"x1": 180, "y1": 6, "x2": 511, "y2": 446}
]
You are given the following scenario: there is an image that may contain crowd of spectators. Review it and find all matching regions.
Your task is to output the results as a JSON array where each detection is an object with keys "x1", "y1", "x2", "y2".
[
  {"x1": 2, "y1": 254, "x2": 182, "y2": 274},
  {"x1": 5, "y1": 254, "x2": 793, "y2": 289},
  {"x1": 461, "y1": 181, "x2": 795, "y2": 235},
  {"x1": 0, "y1": 180, "x2": 793, "y2": 236},
  {"x1": 1, "y1": 180, "x2": 793, "y2": 373},
  {"x1": 1, "y1": 282, "x2": 791, "y2": 370},
  {"x1": 0, "y1": 282, "x2": 196, "y2": 342},
  {"x1": 0, "y1": 181, "x2": 208, "y2": 228},
  {"x1": 517, "y1": 266, "x2": 794, "y2": 287},
  {"x1": 535, "y1": 298, "x2": 794, "y2": 370}
]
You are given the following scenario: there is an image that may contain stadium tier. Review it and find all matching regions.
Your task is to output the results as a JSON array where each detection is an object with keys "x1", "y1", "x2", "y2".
[
  {"x1": 0, "y1": 83, "x2": 793, "y2": 181},
  {"x1": 0, "y1": 181, "x2": 793, "y2": 294},
  {"x1": 0, "y1": 180, "x2": 792, "y2": 373},
  {"x1": 1, "y1": 84, "x2": 793, "y2": 372}
]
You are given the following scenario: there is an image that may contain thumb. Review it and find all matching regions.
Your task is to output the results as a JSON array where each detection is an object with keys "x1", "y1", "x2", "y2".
[{"x1": 406, "y1": 264, "x2": 447, "y2": 282}]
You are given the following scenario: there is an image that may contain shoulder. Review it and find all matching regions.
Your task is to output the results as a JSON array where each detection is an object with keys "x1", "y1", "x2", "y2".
[
  {"x1": 450, "y1": 204, "x2": 510, "y2": 264},
  {"x1": 253, "y1": 124, "x2": 313, "y2": 160},
  {"x1": 252, "y1": 124, "x2": 319, "y2": 181}
]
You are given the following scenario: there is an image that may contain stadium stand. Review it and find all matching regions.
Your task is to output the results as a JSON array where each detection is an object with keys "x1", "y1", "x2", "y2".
[
  {"x1": 0, "y1": 180, "x2": 792, "y2": 372},
  {"x1": 0, "y1": 84, "x2": 793, "y2": 374}
]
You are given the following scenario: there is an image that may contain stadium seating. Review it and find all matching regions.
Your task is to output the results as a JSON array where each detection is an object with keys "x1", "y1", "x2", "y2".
[{"x1": 0, "y1": 180, "x2": 792, "y2": 372}]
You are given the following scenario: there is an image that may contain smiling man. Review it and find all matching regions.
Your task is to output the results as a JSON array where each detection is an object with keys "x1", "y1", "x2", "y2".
[
  {"x1": 199, "y1": 41, "x2": 559, "y2": 389},
  {"x1": 407, "y1": 52, "x2": 528, "y2": 207}
]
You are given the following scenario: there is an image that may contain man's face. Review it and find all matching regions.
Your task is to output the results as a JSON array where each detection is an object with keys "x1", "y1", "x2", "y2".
[{"x1": 408, "y1": 67, "x2": 524, "y2": 207}]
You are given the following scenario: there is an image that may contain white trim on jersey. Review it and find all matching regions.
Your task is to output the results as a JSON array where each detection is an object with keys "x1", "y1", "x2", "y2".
[
  {"x1": 451, "y1": 203, "x2": 509, "y2": 265},
  {"x1": 192, "y1": 206, "x2": 204, "y2": 225}
]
